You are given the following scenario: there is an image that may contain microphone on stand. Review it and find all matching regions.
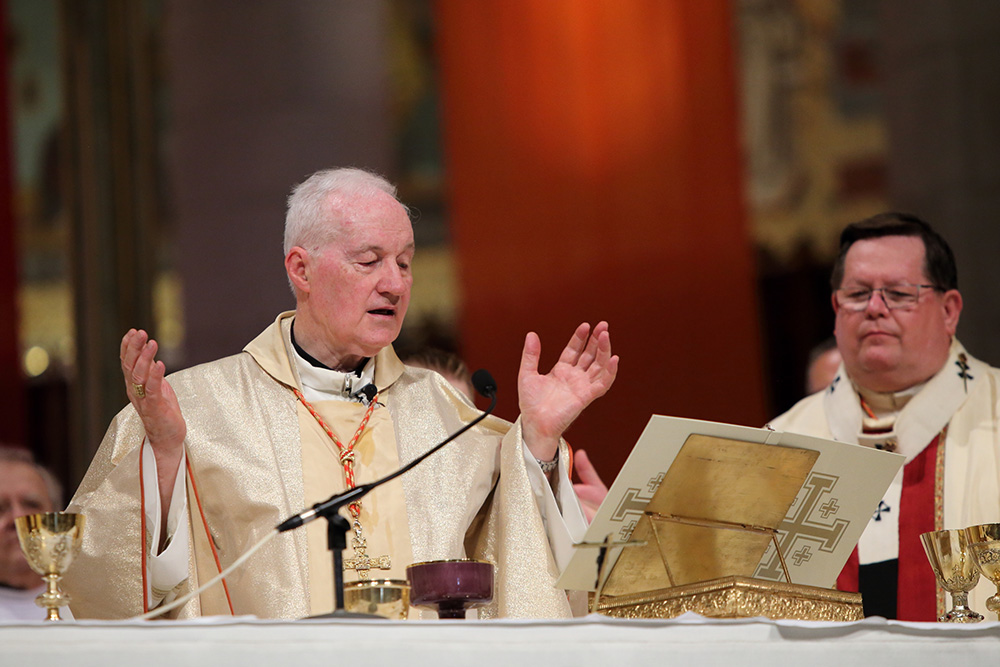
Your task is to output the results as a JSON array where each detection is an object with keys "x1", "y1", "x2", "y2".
[
  {"x1": 470, "y1": 369, "x2": 496, "y2": 399},
  {"x1": 276, "y1": 369, "x2": 499, "y2": 533}
]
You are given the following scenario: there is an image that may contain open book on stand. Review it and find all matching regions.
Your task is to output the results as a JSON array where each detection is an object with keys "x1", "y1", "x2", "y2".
[{"x1": 557, "y1": 416, "x2": 904, "y2": 620}]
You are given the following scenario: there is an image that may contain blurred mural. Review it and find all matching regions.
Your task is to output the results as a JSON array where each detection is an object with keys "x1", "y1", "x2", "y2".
[
  {"x1": 7, "y1": 0, "x2": 71, "y2": 482},
  {"x1": 10, "y1": 0, "x2": 70, "y2": 375},
  {"x1": 386, "y1": 0, "x2": 462, "y2": 359},
  {"x1": 737, "y1": 0, "x2": 891, "y2": 414},
  {"x1": 740, "y1": 0, "x2": 887, "y2": 260},
  {"x1": 8, "y1": 0, "x2": 179, "y2": 484}
]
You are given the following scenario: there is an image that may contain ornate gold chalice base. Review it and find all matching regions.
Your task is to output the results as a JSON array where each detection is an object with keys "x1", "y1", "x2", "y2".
[
  {"x1": 14, "y1": 512, "x2": 85, "y2": 621},
  {"x1": 965, "y1": 523, "x2": 1000, "y2": 619},
  {"x1": 920, "y1": 528, "x2": 984, "y2": 623},
  {"x1": 343, "y1": 579, "x2": 411, "y2": 619}
]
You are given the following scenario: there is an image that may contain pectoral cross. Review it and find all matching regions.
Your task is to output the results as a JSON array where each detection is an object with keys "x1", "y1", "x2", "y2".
[
  {"x1": 343, "y1": 534, "x2": 391, "y2": 580},
  {"x1": 956, "y1": 353, "x2": 973, "y2": 392}
]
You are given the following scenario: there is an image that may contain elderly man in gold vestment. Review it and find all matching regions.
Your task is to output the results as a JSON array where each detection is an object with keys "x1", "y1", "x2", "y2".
[{"x1": 65, "y1": 168, "x2": 618, "y2": 620}]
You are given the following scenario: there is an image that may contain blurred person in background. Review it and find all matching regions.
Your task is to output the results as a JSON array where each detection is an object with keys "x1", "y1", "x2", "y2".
[
  {"x1": 805, "y1": 338, "x2": 842, "y2": 396},
  {"x1": 0, "y1": 446, "x2": 70, "y2": 620}
]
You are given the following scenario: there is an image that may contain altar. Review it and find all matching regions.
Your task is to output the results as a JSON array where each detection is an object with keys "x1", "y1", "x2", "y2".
[{"x1": 1, "y1": 614, "x2": 998, "y2": 667}]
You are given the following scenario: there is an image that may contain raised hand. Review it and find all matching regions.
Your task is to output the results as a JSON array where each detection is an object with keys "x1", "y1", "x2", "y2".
[
  {"x1": 120, "y1": 329, "x2": 186, "y2": 529},
  {"x1": 120, "y1": 329, "x2": 186, "y2": 451},
  {"x1": 518, "y1": 322, "x2": 619, "y2": 463}
]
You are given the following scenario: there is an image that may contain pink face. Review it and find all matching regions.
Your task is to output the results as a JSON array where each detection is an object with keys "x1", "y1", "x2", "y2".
[
  {"x1": 288, "y1": 191, "x2": 414, "y2": 370},
  {"x1": 833, "y1": 236, "x2": 962, "y2": 393},
  {"x1": 807, "y1": 347, "x2": 842, "y2": 395},
  {"x1": 0, "y1": 461, "x2": 53, "y2": 587}
]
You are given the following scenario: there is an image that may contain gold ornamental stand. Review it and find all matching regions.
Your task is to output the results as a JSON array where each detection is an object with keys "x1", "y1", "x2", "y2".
[{"x1": 590, "y1": 434, "x2": 863, "y2": 621}]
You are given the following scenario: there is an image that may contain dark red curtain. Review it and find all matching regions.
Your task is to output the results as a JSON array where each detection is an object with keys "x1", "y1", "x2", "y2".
[
  {"x1": 436, "y1": 0, "x2": 766, "y2": 478},
  {"x1": 0, "y1": 0, "x2": 26, "y2": 446}
]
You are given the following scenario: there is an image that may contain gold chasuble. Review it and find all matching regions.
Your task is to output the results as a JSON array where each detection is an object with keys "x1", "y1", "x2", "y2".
[{"x1": 65, "y1": 313, "x2": 573, "y2": 619}]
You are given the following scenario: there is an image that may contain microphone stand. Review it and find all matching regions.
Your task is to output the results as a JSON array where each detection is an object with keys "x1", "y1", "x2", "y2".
[
  {"x1": 279, "y1": 376, "x2": 498, "y2": 618},
  {"x1": 327, "y1": 514, "x2": 355, "y2": 617}
]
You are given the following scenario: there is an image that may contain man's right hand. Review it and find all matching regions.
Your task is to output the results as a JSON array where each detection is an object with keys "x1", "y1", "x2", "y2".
[
  {"x1": 121, "y1": 329, "x2": 186, "y2": 534},
  {"x1": 121, "y1": 329, "x2": 187, "y2": 451}
]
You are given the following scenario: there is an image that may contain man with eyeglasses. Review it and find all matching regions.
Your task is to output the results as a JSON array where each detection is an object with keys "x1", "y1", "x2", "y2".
[{"x1": 769, "y1": 212, "x2": 1000, "y2": 621}]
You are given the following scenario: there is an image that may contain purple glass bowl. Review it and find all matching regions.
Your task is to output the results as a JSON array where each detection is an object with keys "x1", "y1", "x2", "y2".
[{"x1": 406, "y1": 559, "x2": 494, "y2": 619}]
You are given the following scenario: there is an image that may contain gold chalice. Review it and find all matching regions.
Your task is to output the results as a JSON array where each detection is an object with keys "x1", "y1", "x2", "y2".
[
  {"x1": 14, "y1": 512, "x2": 85, "y2": 621},
  {"x1": 964, "y1": 523, "x2": 1000, "y2": 619},
  {"x1": 920, "y1": 528, "x2": 984, "y2": 622},
  {"x1": 343, "y1": 579, "x2": 411, "y2": 619}
]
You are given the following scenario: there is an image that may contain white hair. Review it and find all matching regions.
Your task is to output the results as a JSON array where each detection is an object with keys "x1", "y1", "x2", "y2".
[
  {"x1": 0, "y1": 446, "x2": 62, "y2": 509},
  {"x1": 283, "y1": 167, "x2": 405, "y2": 257}
]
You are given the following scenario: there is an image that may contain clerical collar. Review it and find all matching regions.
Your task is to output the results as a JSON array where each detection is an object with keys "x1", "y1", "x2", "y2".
[
  {"x1": 290, "y1": 322, "x2": 367, "y2": 375},
  {"x1": 824, "y1": 339, "x2": 984, "y2": 463},
  {"x1": 289, "y1": 323, "x2": 375, "y2": 403},
  {"x1": 852, "y1": 381, "x2": 925, "y2": 454},
  {"x1": 856, "y1": 380, "x2": 925, "y2": 418}
]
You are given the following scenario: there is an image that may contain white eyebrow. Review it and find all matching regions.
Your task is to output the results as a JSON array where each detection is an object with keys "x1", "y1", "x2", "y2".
[{"x1": 351, "y1": 242, "x2": 415, "y2": 255}]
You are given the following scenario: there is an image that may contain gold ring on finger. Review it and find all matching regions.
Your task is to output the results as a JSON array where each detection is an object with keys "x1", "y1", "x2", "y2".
[{"x1": 133, "y1": 383, "x2": 146, "y2": 398}]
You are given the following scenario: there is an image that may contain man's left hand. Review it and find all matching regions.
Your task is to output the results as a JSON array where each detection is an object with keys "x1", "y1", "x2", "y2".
[
  {"x1": 572, "y1": 449, "x2": 609, "y2": 522},
  {"x1": 518, "y1": 321, "x2": 619, "y2": 463}
]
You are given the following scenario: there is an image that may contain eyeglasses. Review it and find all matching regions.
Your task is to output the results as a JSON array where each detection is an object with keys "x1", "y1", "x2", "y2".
[{"x1": 834, "y1": 284, "x2": 939, "y2": 311}]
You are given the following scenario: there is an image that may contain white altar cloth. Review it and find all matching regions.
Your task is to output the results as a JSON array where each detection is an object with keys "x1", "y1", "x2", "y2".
[{"x1": 1, "y1": 613, "x2": 998, "y2": 667}]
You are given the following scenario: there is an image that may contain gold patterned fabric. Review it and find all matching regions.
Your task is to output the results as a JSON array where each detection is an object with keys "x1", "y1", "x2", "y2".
[{"x1": 65, "y1": 312, "x2": 573, "y2": 619}]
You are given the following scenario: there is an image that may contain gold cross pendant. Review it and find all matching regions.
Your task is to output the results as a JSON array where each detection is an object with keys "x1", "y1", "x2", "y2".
[{"x1": 343, "y1": 534, "x2": 391, "y2": 581}]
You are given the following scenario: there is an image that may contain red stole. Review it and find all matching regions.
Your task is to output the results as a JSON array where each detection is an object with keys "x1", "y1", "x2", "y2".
[{"x1": 836, "y1": 433, "x2": 943, "y2": 621}]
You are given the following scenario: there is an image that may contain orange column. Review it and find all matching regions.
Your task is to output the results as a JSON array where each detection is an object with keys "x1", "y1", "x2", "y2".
[{"x1": 436, "y1": 0, "x2": 765, "y2": 477}]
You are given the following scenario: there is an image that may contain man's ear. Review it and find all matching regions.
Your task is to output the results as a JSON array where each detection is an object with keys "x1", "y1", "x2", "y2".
[
  {"x1": 942, "y1": 288, "x2": 963, "y2": 336},
  {"x1": 285, "y1": 247, "x2": 311, "y2": 294}
]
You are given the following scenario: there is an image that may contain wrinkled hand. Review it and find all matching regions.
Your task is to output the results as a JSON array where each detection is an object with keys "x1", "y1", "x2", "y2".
[
  {"x1": 572, "y1": 449, "x2": 608, "y2": 523},
  {"x1": 120, "y1": 329, "x2": 186, "y2": 456},
  {"x1": 518, "y1": 322, "x2": 619, "y2": 462}
]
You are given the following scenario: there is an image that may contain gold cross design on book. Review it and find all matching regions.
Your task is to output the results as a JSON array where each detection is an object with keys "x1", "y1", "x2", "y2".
[{"x1": 343, "y1": 535, "x2": 391, "y2": 580}]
